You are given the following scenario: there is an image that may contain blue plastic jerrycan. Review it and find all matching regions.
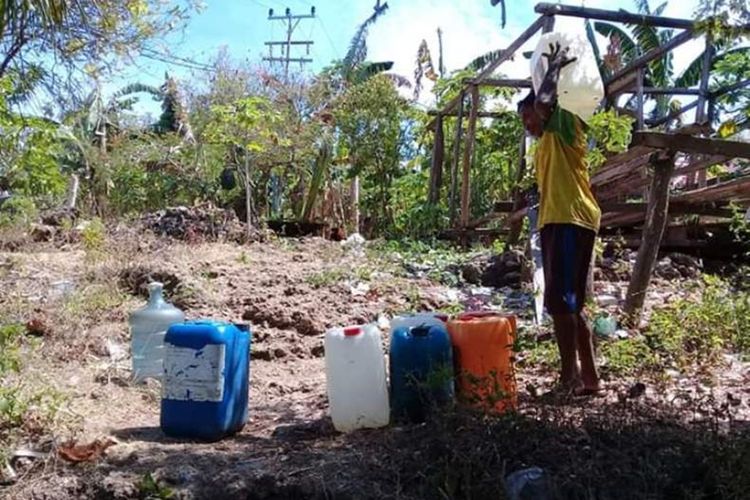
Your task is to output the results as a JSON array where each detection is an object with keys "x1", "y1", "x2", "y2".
[
  {"x1": 389, "y1": 323, "x2": 455, "y2": 423},
  {"x1": 160, "y1": 320, "x2": 250, "y2": 441}
]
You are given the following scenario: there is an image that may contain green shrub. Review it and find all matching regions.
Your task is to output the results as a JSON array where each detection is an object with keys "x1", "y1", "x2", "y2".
[
  {"x1": 646, "y1": 276, "x2": 750, "y2": 368},
  {"x1": 0, "y1": 196, "x2": 37, "y2": 228}
]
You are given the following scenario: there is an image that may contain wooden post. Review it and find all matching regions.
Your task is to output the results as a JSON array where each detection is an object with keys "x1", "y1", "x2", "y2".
[
  {"x1": 460, "y1": 85, "x2": 480, "y2": 228},
  {"x1": 428, "y1": 114, "x2": 445, "y2": 205},
  {"x1": 449, "y1": 92, "x2": 465, "y2": 225},
  {"x1": 636, "y1": 68, "x2": 645, "y2": 131},
  {"x1": 696, "y1": 35, "x2": 713, "y2": 188},
  {"x1": 542, "y1": 14, "x2": 555, "y2": 33},
  {"x1": 624, "y1": 151, "x2": 676, "y2": 327},
  {"x1": 506, "y1": 136, "x2": 527, "y2": 245}
]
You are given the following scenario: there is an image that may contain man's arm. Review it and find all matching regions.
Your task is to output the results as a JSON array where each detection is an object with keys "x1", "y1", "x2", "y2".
[{"x1": 534, "y1": 42, "x2": 577, "y2": 125}]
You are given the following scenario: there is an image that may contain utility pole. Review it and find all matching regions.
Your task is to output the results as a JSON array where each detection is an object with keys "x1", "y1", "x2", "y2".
[{"x1": 263, "y1": 6, "x2": 316, "y2": 80}]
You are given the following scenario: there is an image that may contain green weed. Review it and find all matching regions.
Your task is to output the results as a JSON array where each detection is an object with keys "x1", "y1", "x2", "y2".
[
  {"x1": 305, "y1": 268, "x2": 347, "y2": 288},
  {"x1": 0, "y1": 323, "x2": 24, "y2": 375},
  {"x1": 645, "y1": 276, "x2": 750, "y2": 368},
  {"x1": 138, "y1": 472, "x2": 174, "y2": 499}
]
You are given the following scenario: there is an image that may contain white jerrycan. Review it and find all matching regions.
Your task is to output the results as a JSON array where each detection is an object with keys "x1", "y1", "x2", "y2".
[
  {"x1": 531, "y1": 28, "x2": 604, "y2": 121},
  {"x1": 324, "y1": 324, "x2": 389, "y2": 432}
]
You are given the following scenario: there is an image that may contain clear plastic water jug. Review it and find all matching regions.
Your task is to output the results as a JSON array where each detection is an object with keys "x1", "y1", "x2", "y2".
[
  {"x1": 129, "y1": 282, "x2": 185, "y2": 382},
  {"x1": 324, "y1": 324, "x2": 389, "y2": 432},
  {"x1": 531, "y1": 29, "x2": 604, "y2": 121}
]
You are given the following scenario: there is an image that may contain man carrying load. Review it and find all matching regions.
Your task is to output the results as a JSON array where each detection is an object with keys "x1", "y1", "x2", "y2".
[{"x1": 517, "y1": 43, "x2": 602, "y2": 397}]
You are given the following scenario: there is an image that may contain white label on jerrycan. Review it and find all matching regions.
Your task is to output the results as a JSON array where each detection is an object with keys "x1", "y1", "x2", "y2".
[{"x1": 162, "y1": 343, "x2": 226, "y2": 402}]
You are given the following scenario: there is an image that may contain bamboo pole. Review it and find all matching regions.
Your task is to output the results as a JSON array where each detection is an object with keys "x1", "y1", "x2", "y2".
[{"x1": 460, "y1": 85, "x2": 480, "y2": 228}]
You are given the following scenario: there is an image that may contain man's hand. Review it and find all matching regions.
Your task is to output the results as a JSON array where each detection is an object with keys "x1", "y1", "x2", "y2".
[{"x1": 542, "y1": 42, "x2": 577, "y2": 71}]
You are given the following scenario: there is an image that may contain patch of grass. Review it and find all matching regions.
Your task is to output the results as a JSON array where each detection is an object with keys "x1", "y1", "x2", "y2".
[
  {"x1": 599, "y1": 336, "x2": 658, "y2": 378},
  {"x1": 0, "y1": 323, "x2": 68, "y2": 463},
  {"x1": 62, "y1": 284, "x2": 128, "y2": 321},
  {"x1": 305, "y1": 268, "x2": 347, "y2": 288},
  {"x1": 645, "y1": 276, "x2": 750, "y2": 368},
  {"x1": 81, "y1": 218, "x2": 106, "y2": 262},
  {"x1": 237, "y1": 251, "x2": 250, "y2": 265},
  {"x1": 0, "y1": 323, "x2": 24, "y2": 374}
]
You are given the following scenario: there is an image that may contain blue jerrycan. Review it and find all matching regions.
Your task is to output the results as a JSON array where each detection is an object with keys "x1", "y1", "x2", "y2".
[
  {"x1": 160, "y1": 321, "x2": 250, "y2": 441},
  {"x1": 389, "y1": 323, "x2": 454, "y2": 423}
]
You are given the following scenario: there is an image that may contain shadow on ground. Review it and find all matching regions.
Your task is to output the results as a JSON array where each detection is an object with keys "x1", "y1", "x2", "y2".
[{"x1": 60, "y1": 395, "x2": 750, "y2": 500}]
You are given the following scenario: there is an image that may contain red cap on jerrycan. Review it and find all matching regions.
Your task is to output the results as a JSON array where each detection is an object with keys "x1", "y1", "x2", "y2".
[{"x1": 344, "y1": 326, "x2": 362, "y2": 337}]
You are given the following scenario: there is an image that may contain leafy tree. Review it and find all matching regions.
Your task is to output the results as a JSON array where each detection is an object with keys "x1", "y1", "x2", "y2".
[
  {"x1": 205, "y1": 96, "x2": 284, "y2": 237},
  {"x1": 334, "y1": 75, "x2": 412, "y2": 235},
  {"x1": 0, "y1": 77, "x2": 65, "y2": 204},
  {"x1": 591, "y1": 0, "x2": 750, "y2": 124},
  {"x1": 0, "y1": 1, "x2": 197, "y2": 106}
]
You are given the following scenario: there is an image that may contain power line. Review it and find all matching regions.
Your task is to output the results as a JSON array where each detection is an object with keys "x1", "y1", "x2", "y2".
[{"x1": 316, "y1": 17, "x2": 340, "y2": 59}]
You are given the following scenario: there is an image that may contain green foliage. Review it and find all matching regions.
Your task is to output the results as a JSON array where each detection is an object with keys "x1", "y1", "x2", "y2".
[
  {"x1": 0, "y1": 323, "x2": 24, "y2": 375},
  {"x1": 138, "y1": 473, "x2": 174, "y2": 499},
  {"x1": 81, "y1": 218, "x2": 106, "y2": 254},
  {"x1": 0, "y1": 195, "x2": 37, "y2": 228},
  {"x1": 586, "y1": 110, "x2": 635, "y2": 170},
  {"x1": 646, "y1": 276, "x2": 750, "y2": 367},
  {"x1": 305, "y1": 268, "x2": 347, "y2": 288},
  {"x1": 0, "y1": 77, "x2": 66, "y2": 204},
  {"x1": 600, "y1": 336, "x2": 658, "y2": 377}
]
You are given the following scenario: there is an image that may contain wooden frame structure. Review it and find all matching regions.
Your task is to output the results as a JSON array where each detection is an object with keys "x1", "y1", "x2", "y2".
[{"x1": 427, "y1": 3, "x2": 750, "y2": 323}]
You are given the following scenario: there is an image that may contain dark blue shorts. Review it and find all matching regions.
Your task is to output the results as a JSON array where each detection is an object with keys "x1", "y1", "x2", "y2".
[{"x1": 540, "y1": 223, "x2": 596, "y2": 315}]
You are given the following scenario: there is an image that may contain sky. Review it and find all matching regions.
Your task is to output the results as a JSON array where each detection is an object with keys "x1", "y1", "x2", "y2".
[{"x1": 112, "y1": 0, "x2": 703, "y2": 116}]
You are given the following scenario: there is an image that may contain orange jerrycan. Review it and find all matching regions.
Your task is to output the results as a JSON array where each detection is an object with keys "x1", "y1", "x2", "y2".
[{"x1": 447, "y1": 311, "x2": 517, "y2": 413}]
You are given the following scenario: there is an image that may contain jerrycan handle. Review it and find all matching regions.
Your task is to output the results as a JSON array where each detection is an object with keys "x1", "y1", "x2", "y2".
[
  {"x1": 459, "y1": 311, "x2": 501, "y2": 321},
  {"x1": 411, "y1": 325, "x2": 431, "y2": 337}
]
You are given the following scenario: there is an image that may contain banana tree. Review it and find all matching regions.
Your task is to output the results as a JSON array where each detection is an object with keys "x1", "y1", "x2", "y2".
[
  {"x1": 304, "y1": 1, "x2": 409, "y2": 228},
  {"x1": 590, "y1": 0, "x2": 750, "y2": 125}
]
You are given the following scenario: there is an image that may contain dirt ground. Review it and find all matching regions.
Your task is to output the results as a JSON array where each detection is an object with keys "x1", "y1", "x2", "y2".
[{"x1": 1, "y1": 231, "x2": 749, "y2": 499}]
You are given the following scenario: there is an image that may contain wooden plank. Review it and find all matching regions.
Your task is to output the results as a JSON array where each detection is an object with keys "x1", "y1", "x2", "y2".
[
  {"x1": 607, "y1": 29, "x2": 696, "y2": 94},
  {"x1": 624, "y1": 152, "x2": 676, "y2": 326},
  {"x1": 647, "y1": 100, "x2": 699, "y2": 127},
  {"x1": 590, "y1": 146, "x2": 654, "y2": 185},
  {"x1": 620, "y1": 87, "x2": 703, "y2": 95},
  {"x1": 595, "y1": 155, "x2": 727, "y2": 202},
  {"x1": 676, "y1": 176, "x2": 750, "y2": 203},
  {"x1": 426, "y1": 15, "x2": 546, "y2": 129},
  {"x1": 632, "y1": 132, "x2": 750, "y2": 159},
  {"x1": 428, "y1": 114, "x2": 445, "y2": 205},
  {"x1": 535, "y1": 3, "x2": 696, "y2": 29},
  {"x1": 429, "y1": 110, "x2": 515, "y2": 119},
  {"x1": 449, "y1": 91, "x2": 465, "y2": 225},
  {"x1": 464, "y1": 78, "x2": 533, "y2": 88},
  {"x1": 711, "y1": 78, "x2": 750, "y2": 99},
  {"x1": 460, "y1": 85, "x2": 480, "y2": 228}
]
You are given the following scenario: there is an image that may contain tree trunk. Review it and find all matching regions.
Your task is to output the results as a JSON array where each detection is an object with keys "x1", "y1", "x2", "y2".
[
  {"x1": 624, "y1": 152, "x2": 676, "y2": 327},
  {"x1": 66, "y1": 174, "x2": 79, "y2": 210},
  {"x1": 244, "y1": 155, "x2": 253, "y2": 241},
  {"x1": 350, "y1": 175, "x2": 360, "y2": 233},
  {"x1": 428, "y1": 114, "x2": 445, "y2": 205}
]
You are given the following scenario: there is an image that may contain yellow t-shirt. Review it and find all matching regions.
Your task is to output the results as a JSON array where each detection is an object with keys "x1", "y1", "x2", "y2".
[{"x1": 534, "y1": 106, "x2": 601, "y2": 232}]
